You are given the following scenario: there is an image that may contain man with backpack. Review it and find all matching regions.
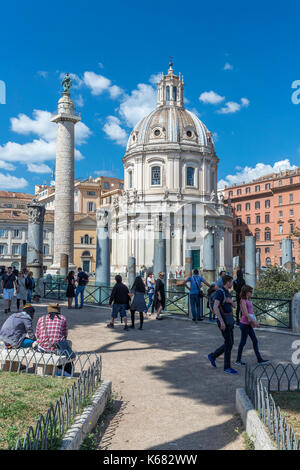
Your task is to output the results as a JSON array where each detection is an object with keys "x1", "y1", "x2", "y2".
[
  {"x1": 207, "y1": 275, "x2": 238, "y2": 375},
  {"x1": 185, "y1": 269, "x2": 210, "y2": 321}
]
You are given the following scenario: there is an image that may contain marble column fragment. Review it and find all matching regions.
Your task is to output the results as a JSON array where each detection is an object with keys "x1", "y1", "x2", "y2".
[
  {"x1": 282, "y1": 238, "x2": 293, "y2": 272},
  {"x1": 27, "y1": 201, "x2": 45, "y2": 295},
  {"x1": 245, "y1": 236, "x2": 256, "y2": 288},
  {"x1": 203, "y1": 230, "x2": 216, "y2": 284}
]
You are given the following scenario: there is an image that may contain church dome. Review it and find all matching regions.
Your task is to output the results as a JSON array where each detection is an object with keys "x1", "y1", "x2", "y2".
[{"x1": 126, "y1": 62, "x2": 215, "y2": 155}]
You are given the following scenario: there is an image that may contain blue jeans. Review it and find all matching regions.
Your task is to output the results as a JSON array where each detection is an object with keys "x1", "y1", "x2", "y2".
[
  {"x1": 111, "y1": 304, "x2": 127, "y2": 318},
  {"x1": 20, "y1": 338, "x2": 35, "y2": 348},
  {"x1": 145, "y1": 293, "x2": 154, "y2": 312},
  {"x1": 75, "y1": 285, "x2": 85, "y2": 308},
  {"x1": 236, "y1": 323, "x2": 263, "y2": 362},
  {"x1": 190, "y1": 294, "x2": 202, "y2": 320},
  {"x1": 27, "y1": 290, "x2": 33, "y2": 303}
]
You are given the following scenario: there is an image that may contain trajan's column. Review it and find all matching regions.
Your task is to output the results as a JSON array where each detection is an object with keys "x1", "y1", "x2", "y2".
[{"x1": 50, "y1": 73, "x2": 81, "y2": 273}]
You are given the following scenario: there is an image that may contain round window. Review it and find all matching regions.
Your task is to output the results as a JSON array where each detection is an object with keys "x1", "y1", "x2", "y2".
[
  {"x1": 186, "y1": 130, "x2": 192, "y2": 138},
  {"x1": 154, "y1": 129, "x2": 161, "y2": 137}
]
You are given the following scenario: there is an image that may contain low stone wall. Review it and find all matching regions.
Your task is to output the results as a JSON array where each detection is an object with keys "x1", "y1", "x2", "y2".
[
  {"x1": 60, "y1": 380, "x2": 112, "y2": 450},
  {"x1": 236, "y1": 388, "x2": 276, "y2": 450}
]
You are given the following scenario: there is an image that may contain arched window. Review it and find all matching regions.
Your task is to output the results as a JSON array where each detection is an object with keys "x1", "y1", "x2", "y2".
[
  {"x1": 265, "y1": 228, "x2": 271, "y2": 241},
  {"x1": 173, "y1": 86, "x2": 177, "y2": 101},
  {"x1": 128, "y1": 170, "x2": 133, "y2": 188},
  {"x1": 186, "y1": 167, "x2": 195, "y2": 186},
  {"x1": 81, "y1": 251, "x2": 91, "y2": 257},
  {"x1": 166, "y1": 86, "x2": 170, "y2": 102},
  {"x1": 151, "y1": 166, "x2": 161, "y2": 185},
  {"x1": 84, "y1": 234, "x2": 89, "y2": 244}
]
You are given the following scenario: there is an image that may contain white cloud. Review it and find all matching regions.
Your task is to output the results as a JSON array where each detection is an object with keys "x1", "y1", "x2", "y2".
[
  {"x1": 27, "y1": 163, "x2": 52, "y2": 174},
  {"x1": 11, "y1": 109, "x2": 91, "y2": 145},
  {"x1": 103, "y1": 116, "x2": 128, "y2": 146},
  {"x1": 149, "y1": 73, "x2": 163, "y2": 85},
  {"x1": 109, "y1": 85, "x2": 123, "y2": 99},
  {"x1": 0, "y1": 109, "x2": 90, "y2": 170},
  {"x1": 199, "y1": 91, "x2": 225, "y2": 105},
  {"x1": 11, "y1": 110, "x2": 57, "y2": 141},
  {"x1": 0, "y1": 161, "x2": 16, "y2": 171},
  {"x1": 0, "y1": 173, "x2": 28, "y2": 190},
  {"x1": 223, "y1": 62, "x2": 233, "y2": 70},
  {"x1": 83, "y1": 71, "x2": 122, "y2": 98},
  {"x1": 218, "y1": 159, "x2": 297, "y2": 189},
  {"x1": 217, "y1": 97, "x2": 250, "y2": 114},
  {"x1": 119, "y1": 83, "x2": 157, "y2": 128},
  {"x1": 0, "y1": 139, "x2": 56, "y2": 164}
]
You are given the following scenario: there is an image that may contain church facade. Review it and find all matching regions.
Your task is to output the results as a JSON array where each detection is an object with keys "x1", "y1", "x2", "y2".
[{"x1": 110, "y1": 63, "x2": 233, "y2": 279}]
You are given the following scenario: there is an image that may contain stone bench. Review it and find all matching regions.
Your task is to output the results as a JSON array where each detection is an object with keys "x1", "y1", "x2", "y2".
[{"x1": 0, "y1": 348, "x2": 70, "y2": 376}]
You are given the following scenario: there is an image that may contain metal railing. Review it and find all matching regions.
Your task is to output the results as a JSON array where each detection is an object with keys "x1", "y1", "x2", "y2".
[
  {"x1": 0, "y1": 348, "x2": 100, "y2": 378},
  {"x1": 12, "y1": 355, "x2": 101, "y2": 450},
  {"x1": 245, "y1": 363, "x2": 300, "y2": 450},
  {"x1": 44, "y1": 280, "x2": 292, "y2": 327},
  {"x1": 44, "y1": 280, "x2": 190, "y2": 316}
]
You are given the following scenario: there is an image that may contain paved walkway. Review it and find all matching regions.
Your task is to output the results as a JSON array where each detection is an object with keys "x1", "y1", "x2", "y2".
[{"x1": 0, "y1": 298, "x2": 297, "y2": 450}]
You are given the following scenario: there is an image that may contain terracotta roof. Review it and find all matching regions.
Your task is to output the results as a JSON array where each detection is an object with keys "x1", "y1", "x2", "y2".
[
  {"x1": 0, "y1": 191, "x2": 34, "y2": 199},
  {"x1": 0, "y1": 210, "x2": 54, "y2": 223}
]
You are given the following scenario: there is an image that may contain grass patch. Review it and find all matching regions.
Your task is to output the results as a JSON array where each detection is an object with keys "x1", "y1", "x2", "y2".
[
  {"x1": 0, "y1": 371, "x2": 75, "y2": 449},
  {"x1": 241, "y1": 431, "x2": 255, "y2": 450},
  {"x1": 272, "y1": 391, "x2": 300, "y2": 441},
  {"x1": 80, "y1": 395, "x2": 116, "y2": 450}
]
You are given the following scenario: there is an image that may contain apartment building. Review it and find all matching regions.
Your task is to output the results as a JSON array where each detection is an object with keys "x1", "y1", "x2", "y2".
[{"x1": 223, "y1": 168, "x2": 300, "y2": 268}]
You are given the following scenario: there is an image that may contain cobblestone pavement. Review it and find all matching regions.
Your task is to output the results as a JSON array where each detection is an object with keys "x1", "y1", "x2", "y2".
[{"x1": 0, "y1": 298, "x2": 296, "y2": 450}]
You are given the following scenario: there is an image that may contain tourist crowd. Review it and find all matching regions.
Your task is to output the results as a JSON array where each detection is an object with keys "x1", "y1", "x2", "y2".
[{"x1": 0, "y1": 263, "x2": 269, "y2": 377}]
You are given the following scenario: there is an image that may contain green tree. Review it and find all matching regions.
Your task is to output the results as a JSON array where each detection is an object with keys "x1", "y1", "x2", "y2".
[{"x1": 256, "y1": 265, "x2": 300, "y2": 298}]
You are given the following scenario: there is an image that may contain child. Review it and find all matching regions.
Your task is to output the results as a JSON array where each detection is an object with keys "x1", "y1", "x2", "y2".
[
  {"x1": 207, "y1": 284, "x2": 217, "y2": 322},
  {"x1": 235, "y1": 285, "x2": 269, "y2": 366}
]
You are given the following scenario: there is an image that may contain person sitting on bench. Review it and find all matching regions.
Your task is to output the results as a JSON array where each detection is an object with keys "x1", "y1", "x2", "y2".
[
  {"x1": 0, "y1": 304, "x2": 36, "y2": 349},
  {"x1": 35, "y1": 303, "x2": 73, "y2": 376}
]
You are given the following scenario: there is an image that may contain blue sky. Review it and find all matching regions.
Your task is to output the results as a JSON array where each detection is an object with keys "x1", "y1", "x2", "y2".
[{"x1": 0, "y1": 0, "x2": 299, "y2": 192}]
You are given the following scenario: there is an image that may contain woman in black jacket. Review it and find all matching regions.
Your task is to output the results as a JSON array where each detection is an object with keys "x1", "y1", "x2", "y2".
[
  {"x1": 154, "y1": 272, "x2": 166, "y2": 320},
  {"x1": 129, "y1": 276, "x2": 147, "y2": 329}
]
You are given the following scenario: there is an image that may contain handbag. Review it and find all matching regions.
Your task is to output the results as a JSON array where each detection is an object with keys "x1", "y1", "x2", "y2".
[
  {"x1": 43, "y1": 316, "x2": 76, "y2": 359},
  {"x1": 193, "y1": 276, "x2": 204, "y2": 298}
]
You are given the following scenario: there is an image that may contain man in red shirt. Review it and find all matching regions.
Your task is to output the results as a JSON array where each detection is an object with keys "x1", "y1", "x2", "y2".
[{"x1": 35, "y1": 303, "x2": 68, "y2": 353}]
